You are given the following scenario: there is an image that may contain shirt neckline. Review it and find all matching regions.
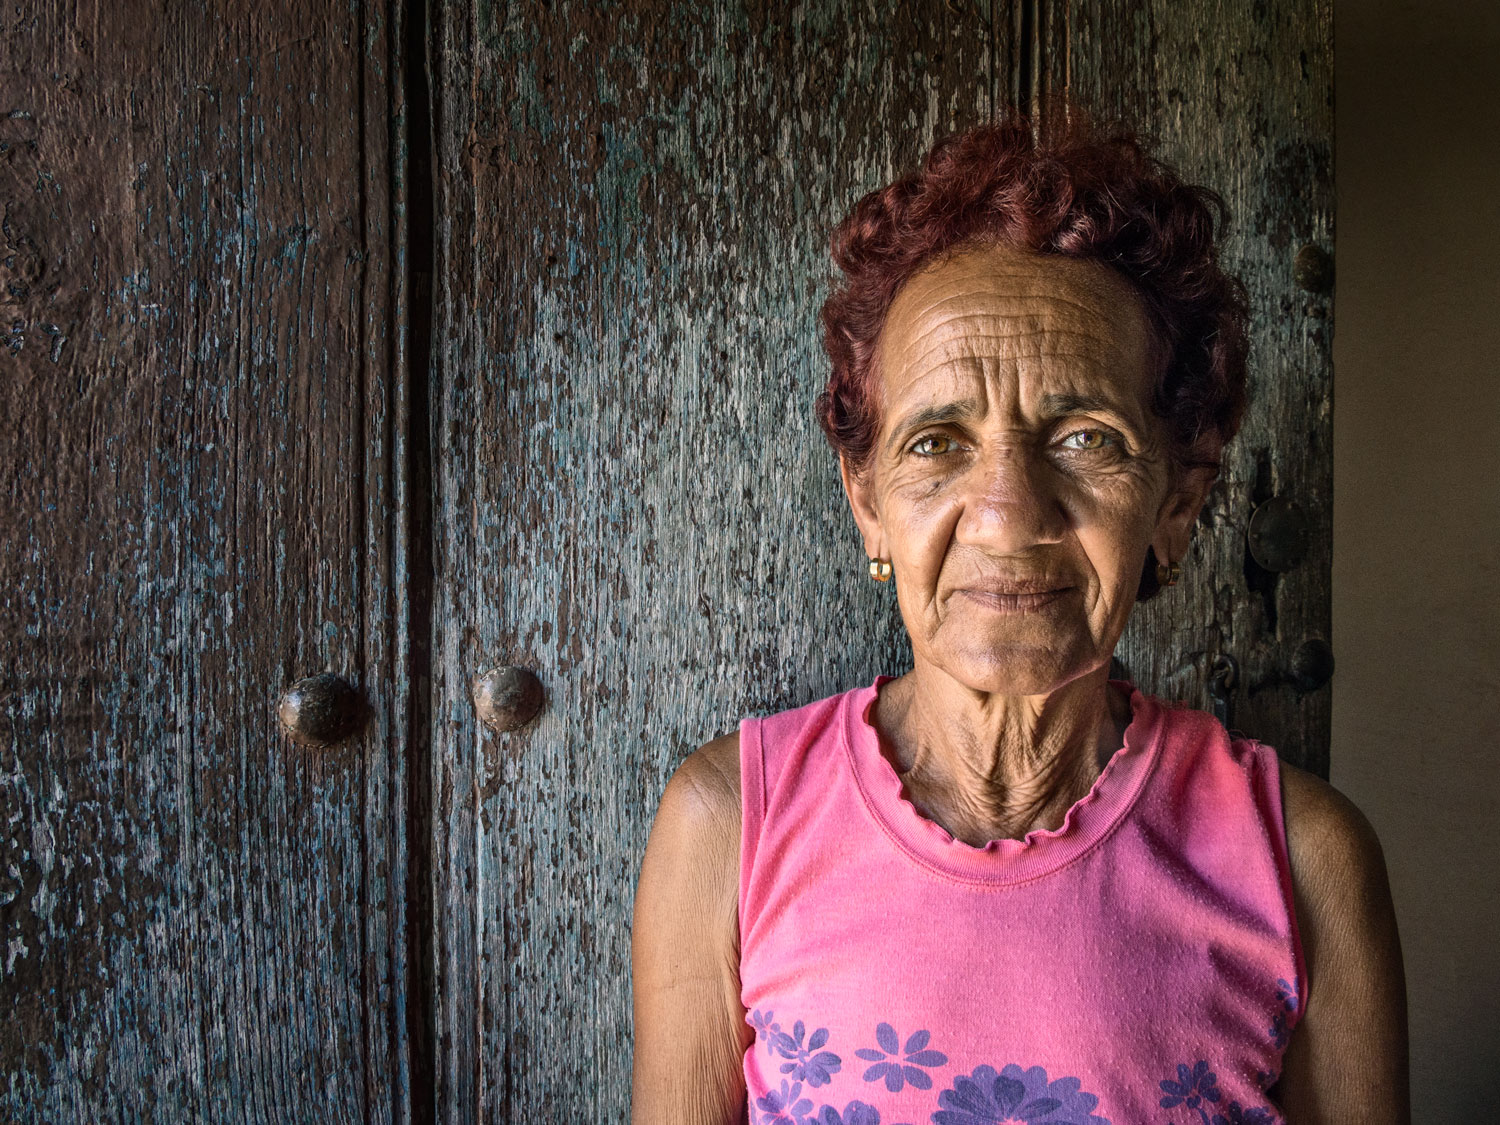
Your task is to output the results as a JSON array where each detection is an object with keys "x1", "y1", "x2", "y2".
[{"x1": 841, "y1": 675, "x2": 1165, "y2": 886}]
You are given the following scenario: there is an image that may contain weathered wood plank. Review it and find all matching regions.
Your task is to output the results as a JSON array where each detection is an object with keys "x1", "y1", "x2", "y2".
[
  {"x1": 0, "y1": 1, "x2": 413, "y2": 1119},
  {"x1": 1043, "y1": 0, "x2": 1336, "y2": 773},
  {"x1": 431, "y1": 1, "x2": 1013, "y2": 1118},
  {"x1": 431, "y1": 0, "x2": 1333, "y2": 1116}
]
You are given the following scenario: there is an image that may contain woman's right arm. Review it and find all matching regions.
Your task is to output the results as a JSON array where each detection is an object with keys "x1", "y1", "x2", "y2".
[{"x1": 631, "y1": 732, "x2": 750, "y2": 1124}]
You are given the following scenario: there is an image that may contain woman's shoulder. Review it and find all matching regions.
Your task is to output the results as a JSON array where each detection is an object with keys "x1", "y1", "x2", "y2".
[
  {"x1": 655, "y1": 677, "x2": 864, "y2": 831},
  {"x1": 1277, "y1": 759, "x2": 1390, "y2": 902},
  {"x1": 1152, "y1": 698, "x2": 1384, "y2": 862},
  {"x1": 670, "y1": 731, "x2": 743, "y2": 814},
  {"x1": 635, "y1": 734, "x2": 743, "y2": 963},
  {"x1": 655, "y1": 683, "x2": 865, "y2": 841},
  {"x1": 651, "y1": 732, "x2": 742, "y2": 854}
]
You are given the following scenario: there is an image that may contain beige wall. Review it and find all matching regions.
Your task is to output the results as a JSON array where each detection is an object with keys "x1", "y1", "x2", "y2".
[{"x1": 1334, "y1": 1, "x2": 1500, "y2": 1119}]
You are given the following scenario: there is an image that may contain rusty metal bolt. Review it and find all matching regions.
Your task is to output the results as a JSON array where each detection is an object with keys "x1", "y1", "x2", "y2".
[
  {"x1": 278, "y1": 672, "x2": 367, "y2": 747},
  {"x1": 472, "y1": 666, "x2": 545, "y2": 732},
  {"x1": 1247, "y1": 496, "x2": 1311, "y2": 573},
  {"x1": 1288, "y1": 638, "x2": 1336, "y2": 694},
  {"x1": 1293, "y1": 243, "x2": 1334, "y2": 294}
]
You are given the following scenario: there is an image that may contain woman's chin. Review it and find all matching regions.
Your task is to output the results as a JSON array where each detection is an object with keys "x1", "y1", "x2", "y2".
[{"x1": 921, "y1": 640, "x2": 1105, "y2": 699}]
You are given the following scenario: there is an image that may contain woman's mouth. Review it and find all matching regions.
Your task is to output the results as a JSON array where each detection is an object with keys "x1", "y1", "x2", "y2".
[{"x1": 955, "y1": 585, "x2": 1075, "y2": 612}]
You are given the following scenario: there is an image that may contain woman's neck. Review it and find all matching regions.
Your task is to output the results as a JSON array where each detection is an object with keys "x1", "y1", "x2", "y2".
[{"x1": 871, "y1": 664, "x2": 1130, "y2": 847}]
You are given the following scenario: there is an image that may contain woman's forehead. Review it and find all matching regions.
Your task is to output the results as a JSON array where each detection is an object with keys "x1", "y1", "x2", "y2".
[{"x1": 875, "y1": 245, "x2": 1153, "y2": 411}]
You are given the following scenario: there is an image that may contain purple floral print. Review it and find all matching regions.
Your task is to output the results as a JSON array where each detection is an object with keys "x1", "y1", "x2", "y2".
[
  {"x1": 815, "y1": 1100, "x2": 882, "y2": 1125},
  {"x1": 854, "y1": 1023, "x2": 948, "y2": 1092},
  {"x1": 1268, "y1": 980, "x2": 1298, "y2": 1050},
  {"x1": 1159, "y1": 1060, "x2": 1223, "y2": 1117},
  {"x1": 751, "y1": 1009, "x2": 784, "y2": 1056},
  {"x1": 1212, "y1": 1104, "x2": 1276, "y2": 1125},
  {"x1": 934, "y1": 1063, "x2": 1112, "y2": 1125},
  {"x1": 773, "y1": 1020, "x2": 842, "y2": 1087},
  {"x1": 1160, "y1": 1060, "x2": 1277, "y2": 1125},
  {"x1": 756, "y1": 1079, "x2": 814, "y2": 1125}
]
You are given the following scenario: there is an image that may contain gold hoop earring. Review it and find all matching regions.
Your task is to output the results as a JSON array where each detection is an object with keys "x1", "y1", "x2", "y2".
[
  {"x1": 868, "y1": 559, "x2": 892, "y2": 582},
  {"x1": 1156, "y1": 560, "x2": 1182, "y2": 587}
]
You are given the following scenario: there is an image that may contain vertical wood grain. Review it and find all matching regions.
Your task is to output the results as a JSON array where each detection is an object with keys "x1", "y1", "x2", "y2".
[
  {"x1": 430, "y1": 1, "x2": 1011, "y2": 1118},
  {"x1": 0, "y1": 1, "x2": 413, "y2": 1118},
  {"x1": 0, "y1": 0, "x2": 1332, "y2": 1116},
  {"x1": 430, "y1": 0, "x2": 1332, "y2": 1116},
  {"x1": 1040, "y1": 0, "x2": 1336, "y2": 772}
]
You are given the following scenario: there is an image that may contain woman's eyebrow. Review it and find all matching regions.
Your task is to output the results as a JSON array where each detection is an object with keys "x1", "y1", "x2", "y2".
[
  {"x1": 1039, "y1": 391, "x2": 1128, "y2": 417},
  {"x1": 884, "y1": 400, "x2": 984, "y2": 452}
]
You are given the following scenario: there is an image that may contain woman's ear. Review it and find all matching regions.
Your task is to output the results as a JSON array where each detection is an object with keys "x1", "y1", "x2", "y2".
[
  {"x1": 1151, "y1": 457, "x2": 1218, "y2": 568},
  {"x1": 839, "y1": 453, "x2": 887, "y2": 561}
]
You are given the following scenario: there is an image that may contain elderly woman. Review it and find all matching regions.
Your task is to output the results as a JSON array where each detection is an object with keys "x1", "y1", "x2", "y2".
[{"x1": 632, "y1": 119, "x2": 1407, "y2": 1125}]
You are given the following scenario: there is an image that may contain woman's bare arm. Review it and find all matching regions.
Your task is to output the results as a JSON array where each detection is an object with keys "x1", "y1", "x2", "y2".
[
  {"x1": 632, "y1": 732, "x2": 750, "y2": 1124},
  {"x1": 1277, "y1": 763, "x2": 1409, "y2": 1123}
]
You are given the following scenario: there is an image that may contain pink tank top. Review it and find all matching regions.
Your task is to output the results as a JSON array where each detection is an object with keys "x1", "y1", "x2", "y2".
[{"x1": 738, "y1": 678, "x2": 1306, "y2": 1125}]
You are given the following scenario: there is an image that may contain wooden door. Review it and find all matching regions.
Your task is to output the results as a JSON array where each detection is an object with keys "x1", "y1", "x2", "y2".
[
  {"x1": 4, "y1": 0, "x2": 1331, "y2": 1118},
  {"x1": 2, "y1": 1, "x2": 416, "y2": 1119},
  {"x1": 430, "y1": 0, "x2": 1331, "y2": 1120}
]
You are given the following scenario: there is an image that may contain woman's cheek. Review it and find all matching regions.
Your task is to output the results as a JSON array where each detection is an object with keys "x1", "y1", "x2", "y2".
[
  {"x1": 1071, "y1": 469, "x2": 1162, "y2": 533},
  {"x1": 888, "y1": 469, "x2": 961, "y2": 527}
]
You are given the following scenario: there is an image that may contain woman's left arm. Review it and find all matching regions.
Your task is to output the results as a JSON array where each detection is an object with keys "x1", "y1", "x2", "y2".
[{"x1": 1277, "y1": 763, "x2": 1410, "y2": 1124}]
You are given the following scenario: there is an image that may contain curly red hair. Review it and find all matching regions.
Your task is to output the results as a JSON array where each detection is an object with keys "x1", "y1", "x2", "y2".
[{"x1": 817, "y1": 115, "x2": 1249, "y2": 476}]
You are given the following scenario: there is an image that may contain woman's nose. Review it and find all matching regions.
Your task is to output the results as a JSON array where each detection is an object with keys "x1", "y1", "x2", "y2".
[{"x1": 956, "y1": 445, "x2": 1069, "y2": 553}]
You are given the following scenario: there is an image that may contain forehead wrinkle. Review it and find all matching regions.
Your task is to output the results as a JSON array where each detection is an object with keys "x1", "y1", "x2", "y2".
[
  {"x1": 881, "y1": 353, "x2": 1151, "y2": 438},
  {"x1": 891, "y1": 263, "x2": 1145, "y2": 314},
  {"x1": 894, "y1": 307, "x2": 1128, "y2": 343},
  {"x1": 896, "y1": 286, "x2": 1140, "y2": 324},
  {"x1": 891, "y1": 333, "x2": 1134, "y2": 391},
  {"x1": 885, "y1": 294, "x2": 1138, "y2": 355},
  {"x1": 892, "y1": 366, "x2": 1143, "y2": 412},
  {"x1": 875, "y1": 248, "x2": 1155, "y2": 439},
  {"x1": 885, "y1": 299, "x2": 1142, "y2": 371},
  {"x1": 885, "y1": 260, "x2": 1151, "y2": 361}
]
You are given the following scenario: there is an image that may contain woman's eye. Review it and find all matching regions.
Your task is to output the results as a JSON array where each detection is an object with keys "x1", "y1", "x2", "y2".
[
  {"x1": 911, "y1": 434, "x2": 956, "y2": 456},
  {"x1": 1060, "y1": 428, "x2": 1117, "y2": 452}
]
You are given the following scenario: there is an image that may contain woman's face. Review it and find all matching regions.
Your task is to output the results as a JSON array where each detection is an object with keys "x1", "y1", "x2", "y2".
[{"x1": 841, "y1": 244, "x2": 1213, "y2": 697}]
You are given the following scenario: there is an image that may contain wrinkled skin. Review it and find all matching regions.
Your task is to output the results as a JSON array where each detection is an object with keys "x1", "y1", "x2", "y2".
[
  {"x1": 838, "y1": 244, "x2": 1214, "y2": 847},
  {"x1": 842, "y1": 242, "x2": 1208, "y2": 700}
]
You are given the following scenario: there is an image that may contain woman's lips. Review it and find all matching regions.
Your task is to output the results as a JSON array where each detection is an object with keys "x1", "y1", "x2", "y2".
[{"x1": 955, "y1": 586, "x2": 1074, "y2": 612}]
